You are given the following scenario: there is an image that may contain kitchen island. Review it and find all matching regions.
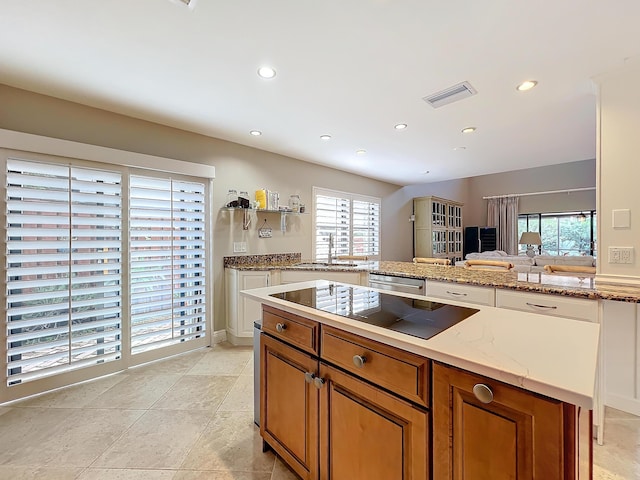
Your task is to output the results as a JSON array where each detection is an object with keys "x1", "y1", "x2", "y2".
[{"x1": 243, "y1": 280, "x2": 598, "y2": 479}]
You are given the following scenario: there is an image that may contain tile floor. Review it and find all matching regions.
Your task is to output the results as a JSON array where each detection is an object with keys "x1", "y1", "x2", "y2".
[{"x1": 0, "y1": 343, "x2": 638, "y2": 479}]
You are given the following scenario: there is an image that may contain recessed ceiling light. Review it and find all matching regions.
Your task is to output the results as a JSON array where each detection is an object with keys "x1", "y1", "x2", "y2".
[
  {"x1": 257, "y1": 66, "x2": 276, "y2": 79},
  {"x1": 461, "y1": 127, "x2": 476, "y2": 134},
  {"x1": 394, "y1": 123, "x2": 408, "y2": 130},
  {"x1": 250, "y1": 130, "x2": 262, "y2": 136},
  {"x1": 356, "y1": 149, "x2": 366, "y2": 155},
  {"x1": 453, "y1": 146, "x2": 466, "y2": 150},
  {"x1": 516, "y1": 80, "x2": 538, "y2": 91},
  {"x1": 320, "y1": 135, "x2": 332, "y2": 141}
]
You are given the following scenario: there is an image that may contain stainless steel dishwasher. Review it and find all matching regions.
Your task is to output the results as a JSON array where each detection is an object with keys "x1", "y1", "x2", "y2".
[{"x1": 368, "y1": 273, "x2": 426, "y2": 294}]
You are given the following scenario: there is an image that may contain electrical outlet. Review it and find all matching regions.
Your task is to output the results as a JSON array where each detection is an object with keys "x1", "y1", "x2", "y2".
[
  {"x1": 609, "y1": 247, "x2": 634, "y2": 264},
  {"x1": 233, "y1": 241, "x2": 247, "y2": 253}
]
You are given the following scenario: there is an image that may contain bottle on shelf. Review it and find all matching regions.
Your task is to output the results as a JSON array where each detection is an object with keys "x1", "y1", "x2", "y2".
[{"x1": 289, "y1": 194, "x2": 300, "y2": 213}]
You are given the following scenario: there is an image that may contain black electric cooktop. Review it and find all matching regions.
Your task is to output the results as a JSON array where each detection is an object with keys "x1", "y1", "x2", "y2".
[{"x1": 270, "y1": 284, "x2": 478, "y2": 341}]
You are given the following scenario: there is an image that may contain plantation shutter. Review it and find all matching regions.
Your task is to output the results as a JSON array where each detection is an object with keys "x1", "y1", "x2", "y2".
[
  {"x1": 6, "y1": 159, "x2": 122, "y2": 385},
  {"x1": 352, "y1": 199, "x2": 380, "y2": 257},
  {"x1": 314, "y1": 188, "x2": 381, "y2": 261},
  {"x1": 315, "y1": 193, "x2": 350, "y2": 261},
  {"x1": 129, "y1": 175, "x2": 206, "y2": 354}
]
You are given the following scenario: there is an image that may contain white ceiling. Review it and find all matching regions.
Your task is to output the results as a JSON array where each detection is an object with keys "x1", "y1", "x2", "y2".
[{"x1": 1, "y1": 0, "x2": 639, "y2": 186}]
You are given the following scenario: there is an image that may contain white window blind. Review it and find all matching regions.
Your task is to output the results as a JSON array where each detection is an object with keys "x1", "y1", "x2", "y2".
[
  {"x1": 129, "y1": 175, "x2": 206, "y2": 354},
  {"x1": 6, "y1": 159, "x2": 122, "y2": 385},
  {"x1": 313, "y1": 187, "x2": 381, "y2": 261}
]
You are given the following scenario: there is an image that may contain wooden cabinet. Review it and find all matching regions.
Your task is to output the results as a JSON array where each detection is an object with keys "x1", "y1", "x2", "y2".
[
  {"x1": 433, "y1": 362, "x2": 588, "y2": 480},
  {"x1": 260, "y1": 332, "x2": 319, "y2": 480},
  {"x1": 426, "y1": 280, "x2": 495, "y2": 306},
  {"x1": 260, "y1": 306, "x2": 429, "y2": 480},
  {"x1": 226, "y1": 268, "x2": 278, "y2": 345},
  {"x1": 413, "y1": 196, "x2": 464, "y2": 263},
  {"x1": 318, "y1": 362, "x2": 428, "y2": 480}
]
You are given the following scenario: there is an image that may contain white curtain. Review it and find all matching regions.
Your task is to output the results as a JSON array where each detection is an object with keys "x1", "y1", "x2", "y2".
[{"x1": 487, "y1": 197, "x2": 519, "y2": 254}]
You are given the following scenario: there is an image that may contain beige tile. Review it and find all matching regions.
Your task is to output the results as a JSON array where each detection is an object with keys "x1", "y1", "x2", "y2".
[
  {"x1": 151, "y1": 375, "x2": 237, "y2": 411},
  {"x1": 240, "y1": 356, "x2": 254, "y2": 377},
  {"x1": 91, "y1": 374, "x2": 181, "y2": 409},
  {"x1": 129, "y1": 350, "x2": 208, "y2": 376},
  {"x1": 93, "y1": 409, "x2": 207, "y2": 469},
  {"x1": 0, "y1": 407, "x2": 75, "y2": 465},
  {"x1": 180, "y1": 411, "x2": 274, "y2": 472},
  {"x1": 13, "y1": 374, "x2": 128, "y2": 408},
  {"x1": 42, "y1": 408, "x2": 145, "y2": 467},
  {"x1": 272, "y1": 457, "x2": 301, "y2": 480},
  {"x1": 187, "y1": 349, "x2": 253, "y2": 376},
  {"x1": 173, "y1": 471, "x2": 271, "y2": 480},
  {"x1": 0, "y1": 466, "x2": 82, "y2": 479},
  {"x1": 218, "y1": 375, "x2": 254, "y2": 412},
  {"x1": 76, "y1": 468, "x2": 176, "y2": 480},
  {"x1": 593, "y1": 413, "x2": 640, "y2": 480}
]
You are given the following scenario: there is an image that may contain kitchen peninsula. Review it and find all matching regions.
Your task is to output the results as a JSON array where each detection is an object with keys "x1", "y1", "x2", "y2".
[{"x1": 243, "y1": 280, "x2": 598, "y2": 479}]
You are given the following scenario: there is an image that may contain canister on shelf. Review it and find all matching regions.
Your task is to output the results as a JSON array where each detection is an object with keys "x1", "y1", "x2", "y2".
[
  {"x1": 289, "y1": 194, "x2": 300, "y2": 213},
  {"x1": 255, "y1": 189, "x2": 267, "y2": 209},
  {"x1": 268, "y1": 191, "x2": 279, "y2": 210},
  {"x1": 238, "y1": 191, "x2": 250, "y2": 209},
  {"x1": 226, "y1": 189, "x2": 238, "y2": 208}
]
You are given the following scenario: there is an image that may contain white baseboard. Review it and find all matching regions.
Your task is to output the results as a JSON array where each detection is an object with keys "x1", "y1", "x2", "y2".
[
  {"x1": 212, "y1": 329, "x2": 228, "y2": 345},
  {"x1": 605, "y1": 393, "x2": 640, "y2": 417}
]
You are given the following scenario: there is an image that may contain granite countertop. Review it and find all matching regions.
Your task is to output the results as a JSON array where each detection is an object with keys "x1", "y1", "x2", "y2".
[
  {"x1": 243, "y1": 280, "x2": 600, "y2": 408},
  {"x1": 223, "y1": 254, "x2": 640, "y2": 302}
]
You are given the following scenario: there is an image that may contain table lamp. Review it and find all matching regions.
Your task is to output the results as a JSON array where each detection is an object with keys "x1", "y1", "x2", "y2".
[{"x1": 519, "y1": 232, "x2": 542, "y2": 257}]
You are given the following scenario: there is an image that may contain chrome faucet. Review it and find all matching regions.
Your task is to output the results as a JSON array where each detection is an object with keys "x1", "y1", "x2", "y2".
[{"x1": 328, "y1": 233, "x2": 334, "y2": 264}]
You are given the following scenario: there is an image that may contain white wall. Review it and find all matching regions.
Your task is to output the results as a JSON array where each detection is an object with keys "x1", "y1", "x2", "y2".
[
  {"x1": 595, "y1": 64, "x2": 640, "y2": 284},
  {"x1": 0, "y1": 84, "x2": 404, "y2": 332}
]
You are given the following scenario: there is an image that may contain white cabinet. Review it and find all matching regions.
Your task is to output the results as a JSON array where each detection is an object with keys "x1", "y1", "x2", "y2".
[
  {"x1": 279, "y1": 269, "x2": 368, "y2": 286},
  {"x1": 602, "y1": 300, "x2": 640, "y2": 417},
  {"x1": 226, "y1": 269, "x2": 279, "y2": 345},
  {"x1": 413, "y1": 196, "x2": 463, "y2": 263},
  {"x1": 426, "y1": 280, "x2": 495, "y2": 306},
  {"x1": 495, "y1": 289, "x2": 598, "y2": 323}
]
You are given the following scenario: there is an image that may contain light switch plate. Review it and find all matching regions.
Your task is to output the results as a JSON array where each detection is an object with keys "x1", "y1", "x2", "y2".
[
  {"x1": 233, "y1": 241, "x2": 247, "y2": 253},
  {"x1": 612, "y1": 209, "x2": 631, "y2": 229}
]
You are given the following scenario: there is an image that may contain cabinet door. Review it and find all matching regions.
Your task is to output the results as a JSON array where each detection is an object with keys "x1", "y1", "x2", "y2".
[
  {"x1": 261, "y1": 333, "x2": 319, "y2": 480},
  {"x1": 238, "y1": 271, "x2": 271, "y2": 336},
  {"x1": 318, "y1": 363, "x2": 428, "y2": 480},
  {"x1": 433, "y1": 362, "x2": 569, "y2": 480}
]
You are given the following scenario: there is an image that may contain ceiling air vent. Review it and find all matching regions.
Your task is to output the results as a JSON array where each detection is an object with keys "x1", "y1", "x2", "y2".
[{"x1": 423, "y1": 81, "x2": 477, "y2": 108}]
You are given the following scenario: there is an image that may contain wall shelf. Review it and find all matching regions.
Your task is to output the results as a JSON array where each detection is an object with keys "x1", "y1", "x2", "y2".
[{"x1": 222, "y1": 207, "x2": 306, "y2": 232}]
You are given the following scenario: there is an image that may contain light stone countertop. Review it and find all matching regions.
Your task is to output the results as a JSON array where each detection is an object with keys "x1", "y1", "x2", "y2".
[{"x1": 243, "y1": 279, "x2": 600, "y2": 409}]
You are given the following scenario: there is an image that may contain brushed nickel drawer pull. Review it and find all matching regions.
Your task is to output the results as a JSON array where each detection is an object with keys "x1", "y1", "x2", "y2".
[
  {"x1": 275, "y1": 322, "x2": 287, "y2": 333},
  {"x1": 446, "y1": 291, "x2": 467, "y2": 296},
  {"x1": 313, "y1": 377, "x2": 325, "y2": 389},
  {"x1": 304, "y1": 372, "x2": 315, "y2": 383},
  {"x1": 473, "y1": 383, "x2": 494, "y2": 404},
  {"x1": 352, "y1": 355, "x2": 367, "y2": 368},
  {"x1": 525, "y1": 302, "x2": 558, "y2": 310}
]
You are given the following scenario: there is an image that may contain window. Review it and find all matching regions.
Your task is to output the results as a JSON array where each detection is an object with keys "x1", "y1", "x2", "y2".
[
  {"x1": 4, "y1": 157, "x2": 209, "y2": 395},
  {"x1": 129, "y1": 175, "x2": 207, "y2": 354},
  {"x1": 6, "y1": 159, "x2": 123, "y2": 385},
  {"x1": 313, "y1": 187, "x2": 380, "y2": 261},
  {"x1": 518, "y1": 211, "x2": 596, "y2": 256}
]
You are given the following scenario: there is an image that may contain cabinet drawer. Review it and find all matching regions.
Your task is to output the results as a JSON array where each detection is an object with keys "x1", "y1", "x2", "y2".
[
  {"x1": 262, "y1": 305, "x2": 320, "y2": 355},
  {"x1": 427, "y1": 281, "x2": 495, "y2": 306},
  {"x1": 321, "y1": 325, "x2": 429, "y2": 407},
  {"x1": 495, "y1": 289, "x2": 598, "y2": 322}
]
